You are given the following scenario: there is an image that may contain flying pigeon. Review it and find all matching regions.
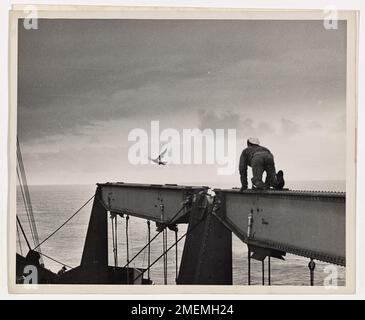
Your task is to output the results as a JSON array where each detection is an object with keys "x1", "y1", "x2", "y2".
[{"x1": 148, "y1": 148, "x2": 168, "y2": 165}]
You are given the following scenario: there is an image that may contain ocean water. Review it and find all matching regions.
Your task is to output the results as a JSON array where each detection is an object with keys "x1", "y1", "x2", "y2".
[{"x1": 16, "y1": 181, "x2": 345, "y2": 286}]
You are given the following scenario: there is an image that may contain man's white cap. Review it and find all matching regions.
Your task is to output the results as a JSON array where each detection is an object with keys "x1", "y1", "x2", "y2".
[{"x1": 248, "y1": 137, "x2": 260, "y2": 145}]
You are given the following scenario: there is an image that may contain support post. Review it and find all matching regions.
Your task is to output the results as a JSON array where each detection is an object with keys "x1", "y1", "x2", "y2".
[
  {"x1": 175, "y1": 228, "x2": 178, "y2": 283},
  {"x1": 80, "y1": 187, "x2": 109, "y2": 283},
  {"x1": 126, "y1": 215, "x2": 130, "y2": 284},
  {"x1": 308, "y1": 258, "x2": 316, "y2": 286},
  {"x1": 177, "y1": 193, "x2": 232, "y2": 285},
  {"x1": 147, "y1": 220, "x2": 151, "y2": 281},
  {"x1": 248, "y1": 248, "x2": 251, "y2": 286},
  {"x1": 268, "y1": 256, "x2": 271, "y2": 286}
]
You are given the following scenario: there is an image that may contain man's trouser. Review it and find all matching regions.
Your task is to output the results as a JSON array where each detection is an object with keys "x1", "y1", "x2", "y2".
[{"x1": 251, "y1": 152, "x2": 278, "y2": 189}]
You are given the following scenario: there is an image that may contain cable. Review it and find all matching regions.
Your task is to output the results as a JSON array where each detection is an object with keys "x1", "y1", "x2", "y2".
[
  {"x1": 141, "y1": 227, "x2": 148, "y2": 267},
  {"x1": 126, "y1": 215, "x2": 130, "y2": 284},
  {"x1": 37, "y1": 251, "x2": 73, "y2": 269},
  {"x1": 162, "y1": 228, "x2": 167, "y2": 284},
  {"x1": 111, "y1": 215, "x2": 117, "y2": 267},
  {"x1": 115, "y1": 215, "x2": 118, "y2": 267},
  {"x1": 165, "y1": 229, "x2": 168, "y2": 284},
  {"x1": 17, "y1": 138, "x2": 40, "y2": 248},
  {"x1": 16, "y1": 167, "x2": 36, "y2": 247},
  {"x1": 147, "y1": 220, "x2": 151, "y2": 280},
  {"x1": 16, "y1": 216, "x2": 31, "y2": 251},
  {"x1": 132, "y1": 211, "x2": 207, "y2": 283},
  {"x1": 122, "y1": 202, "x2": 189, "y2": 269},
  {"x1": 16, "y1": 223, "x2": 23, "y2": 255},
  {"x1": 17, "y1": 137, "x2": 43, "y2": 264},
  {"x1": 33, "y1": 194, "x2": 95, "y2": 250},
  {"x1": 175, "y1": 227, "x2": 178, "y2": 282}
]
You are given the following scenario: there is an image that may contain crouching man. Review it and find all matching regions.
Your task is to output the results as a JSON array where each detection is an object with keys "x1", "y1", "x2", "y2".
[{"x1": 239, "y1": 137, "x2": 285, "y2": 191}]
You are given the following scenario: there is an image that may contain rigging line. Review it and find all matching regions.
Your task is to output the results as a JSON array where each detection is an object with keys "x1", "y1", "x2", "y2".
[
  {"x1": 16, "y1": 140, "x2": 43, "y2": 265},
  {"x1": 16, "y1": 166, "x2": 36, "y2": 247},
  {"x1": 16, "y1": 216, "x2": 31, "y2": 251},
  {"x1": 33, "y1": 194, "x2": 95, "y2": 250},
  {"x1": 147, "y1": 220, "x2": 151, "y2": 280},
  {"x1": 37, "y1": 251, "x2": 73, "y2": 269},
  {"x1": 16, "y1": 221, "x2": 23, "y2": 256},
  {"x1": 115, "y1": 216, "x2": 119, "y2": 267},
  {"x1": 162, "y1": 228, "x2": 166, "y2": 284},
  {"x1": 122, "y1": 202, "x2": 189, "y2": 269},
  {"x1": 123, "y1": 226, "x2": 161, "y2": 269},
  {"x1": 141, "y1": 230, "x2": 147, "y2": 267},
  {"x1": 127, "y1": 216, "x2": 134, "y2": 268},
  {"x1": 164, "y1": 229, "x2": 168, "y2": 284},
  {"x1": 115, "y1": 215, "x2": 118, "y2": 267},
  {"x1": 16, "y1": 166, "x2": 34, "y2": 245},
  {"x1": 16, "y1": 164, "x2": 34, "y2": 243},
  {"x1": 126, "y1": 215, "x2": 130, "y2": 284},
  {"x1": 111, "y1": 215, "x2": 116, "y2": 267},
  {"x1": 141, "y1": 221, "x2": 148, "y2": 268},
  {"x1": 175, "y1": 228, "x2": 178, "y2": 282},
  {"x1": 17, "y1": 139, "x2": 40, "y2": 247},
  {"x1": 133, "y1": 212, "x2": 208, "y2": 283}
]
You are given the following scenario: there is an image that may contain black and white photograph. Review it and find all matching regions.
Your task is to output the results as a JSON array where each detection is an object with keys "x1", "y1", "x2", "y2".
[{"x1": 8, "y1": 6, "x2": 357, "y2": 294}]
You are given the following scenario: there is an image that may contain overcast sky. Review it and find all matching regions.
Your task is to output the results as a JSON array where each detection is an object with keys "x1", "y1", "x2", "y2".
[{"x1": 18, "y1": 19, "x2": 347, "y2": 186}]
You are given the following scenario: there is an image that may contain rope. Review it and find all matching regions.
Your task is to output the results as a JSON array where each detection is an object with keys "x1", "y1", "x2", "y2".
[
  {"x1": 122, "y1": 202, "x2": 188, "y2": 269},
  {"x1": 33, "y1": 194, "x2": 95, "y2": 250},
  {"x1": 162, "y1": 228, "x2": 167, "y2": 284},
  {"x1": 126, "y1": 215, "x2": 130, "y2": 284},
  {"x1": 165, "y1": 229, "x2": 168, "y2": 284},
  {"x1": 132, "y1": 211, "x2": 208, "y2": 283},
  {"x1": 110, "y1": 215, "x2": 117, "y2": 267},
  {"x1": 37, "y1": 251, "x2": 73, "y2": 269},
  {"x1": 175, "y1": 227, "x2": 178, "y2": 282},
  {"x1": 115, "y1": 215, "x2": 118, "y2": 267},
  {"x1": 16, "y1": 220, "x2": 23, "y2": 255},
  {"x1": 17, "y1": 216, "x2": 72, "y2": 270},
  {"x1": 141, "y1": 227, "x2": 147, "y2": 267},
  {"x1": 17, "y1": 138, "x2": 41, "y2": 253},
  {"x1": 308, "y1": 258, "x2": 316, "y2": 286},
  {"x1": 147, "y1": 220, "x2": 151, "y2": 280},
  {"x1": 16, "y1": 216, "x2": 31, "y2": 250},
  {"x1": 16, "y1": 167, "x2": 36, "y2": 248}
]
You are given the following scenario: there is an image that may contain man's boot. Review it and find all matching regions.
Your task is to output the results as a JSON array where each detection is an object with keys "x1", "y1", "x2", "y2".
[{"x1": 275, "y1": 170, "x2": 285, "y2": 190}]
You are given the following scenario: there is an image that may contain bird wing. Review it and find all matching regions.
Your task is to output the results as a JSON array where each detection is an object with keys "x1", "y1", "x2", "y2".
[
  {"x1": 148, "y1": 156, "x2": 158, "y2": 164},
  {"x1": 159, "y1": 148, "x2": 168, "y2": 158}
]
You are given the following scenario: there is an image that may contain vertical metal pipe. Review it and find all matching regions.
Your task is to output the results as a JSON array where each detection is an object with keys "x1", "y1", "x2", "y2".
[
  {"x1": 268, "y1": 256, "x2": 271, "y2": 286},
  {"x1": 165, "y1": 228, "x2": 168, "y2": 284},
  {"x1": 308, "y1": 258, "x2": 316, "y2": 286},
  {"x1": 175, "y1": 228, "x2": 178, "y2": 283},
  {"x1": 126, "y1": 215, "x2": 130, "y2": 284},
  {"x1": 16, "y1": 216, "x2": 31, "y2": 251},
  {"x1": 160, "y1": 201, "x2": 167, "y2": 285},
  {"x1": 110, "y1": 215, "x2": 117, "y2": 268},
  {"x1": 262, "y1": 259, "x2": 265, "y2": 286},
  {"x1": 248, "y1": 248, "x2": 251, "y2": 285},
  {"x1": 147, "y1": 220, "x2": 151, "y2": 281},
  {"x1": 114, "y1": 215, "x2": 118, "y2": 267},
  {"x1": 16, "y1": 223, "x2": 23, "y2": 256},
  {"x1": 162, "y1": 228, "x2": 167, "y2": 285}
]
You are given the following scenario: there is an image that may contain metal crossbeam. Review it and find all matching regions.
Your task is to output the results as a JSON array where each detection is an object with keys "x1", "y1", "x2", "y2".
[{"x1": 213, "y1": 189, "x2": 346, "y2": 266}]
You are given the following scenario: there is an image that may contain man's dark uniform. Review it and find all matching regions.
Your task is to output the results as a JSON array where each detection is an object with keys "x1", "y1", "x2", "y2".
[{"x1": 239, "y1": 139, "x2": 283, "y2": 190}]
